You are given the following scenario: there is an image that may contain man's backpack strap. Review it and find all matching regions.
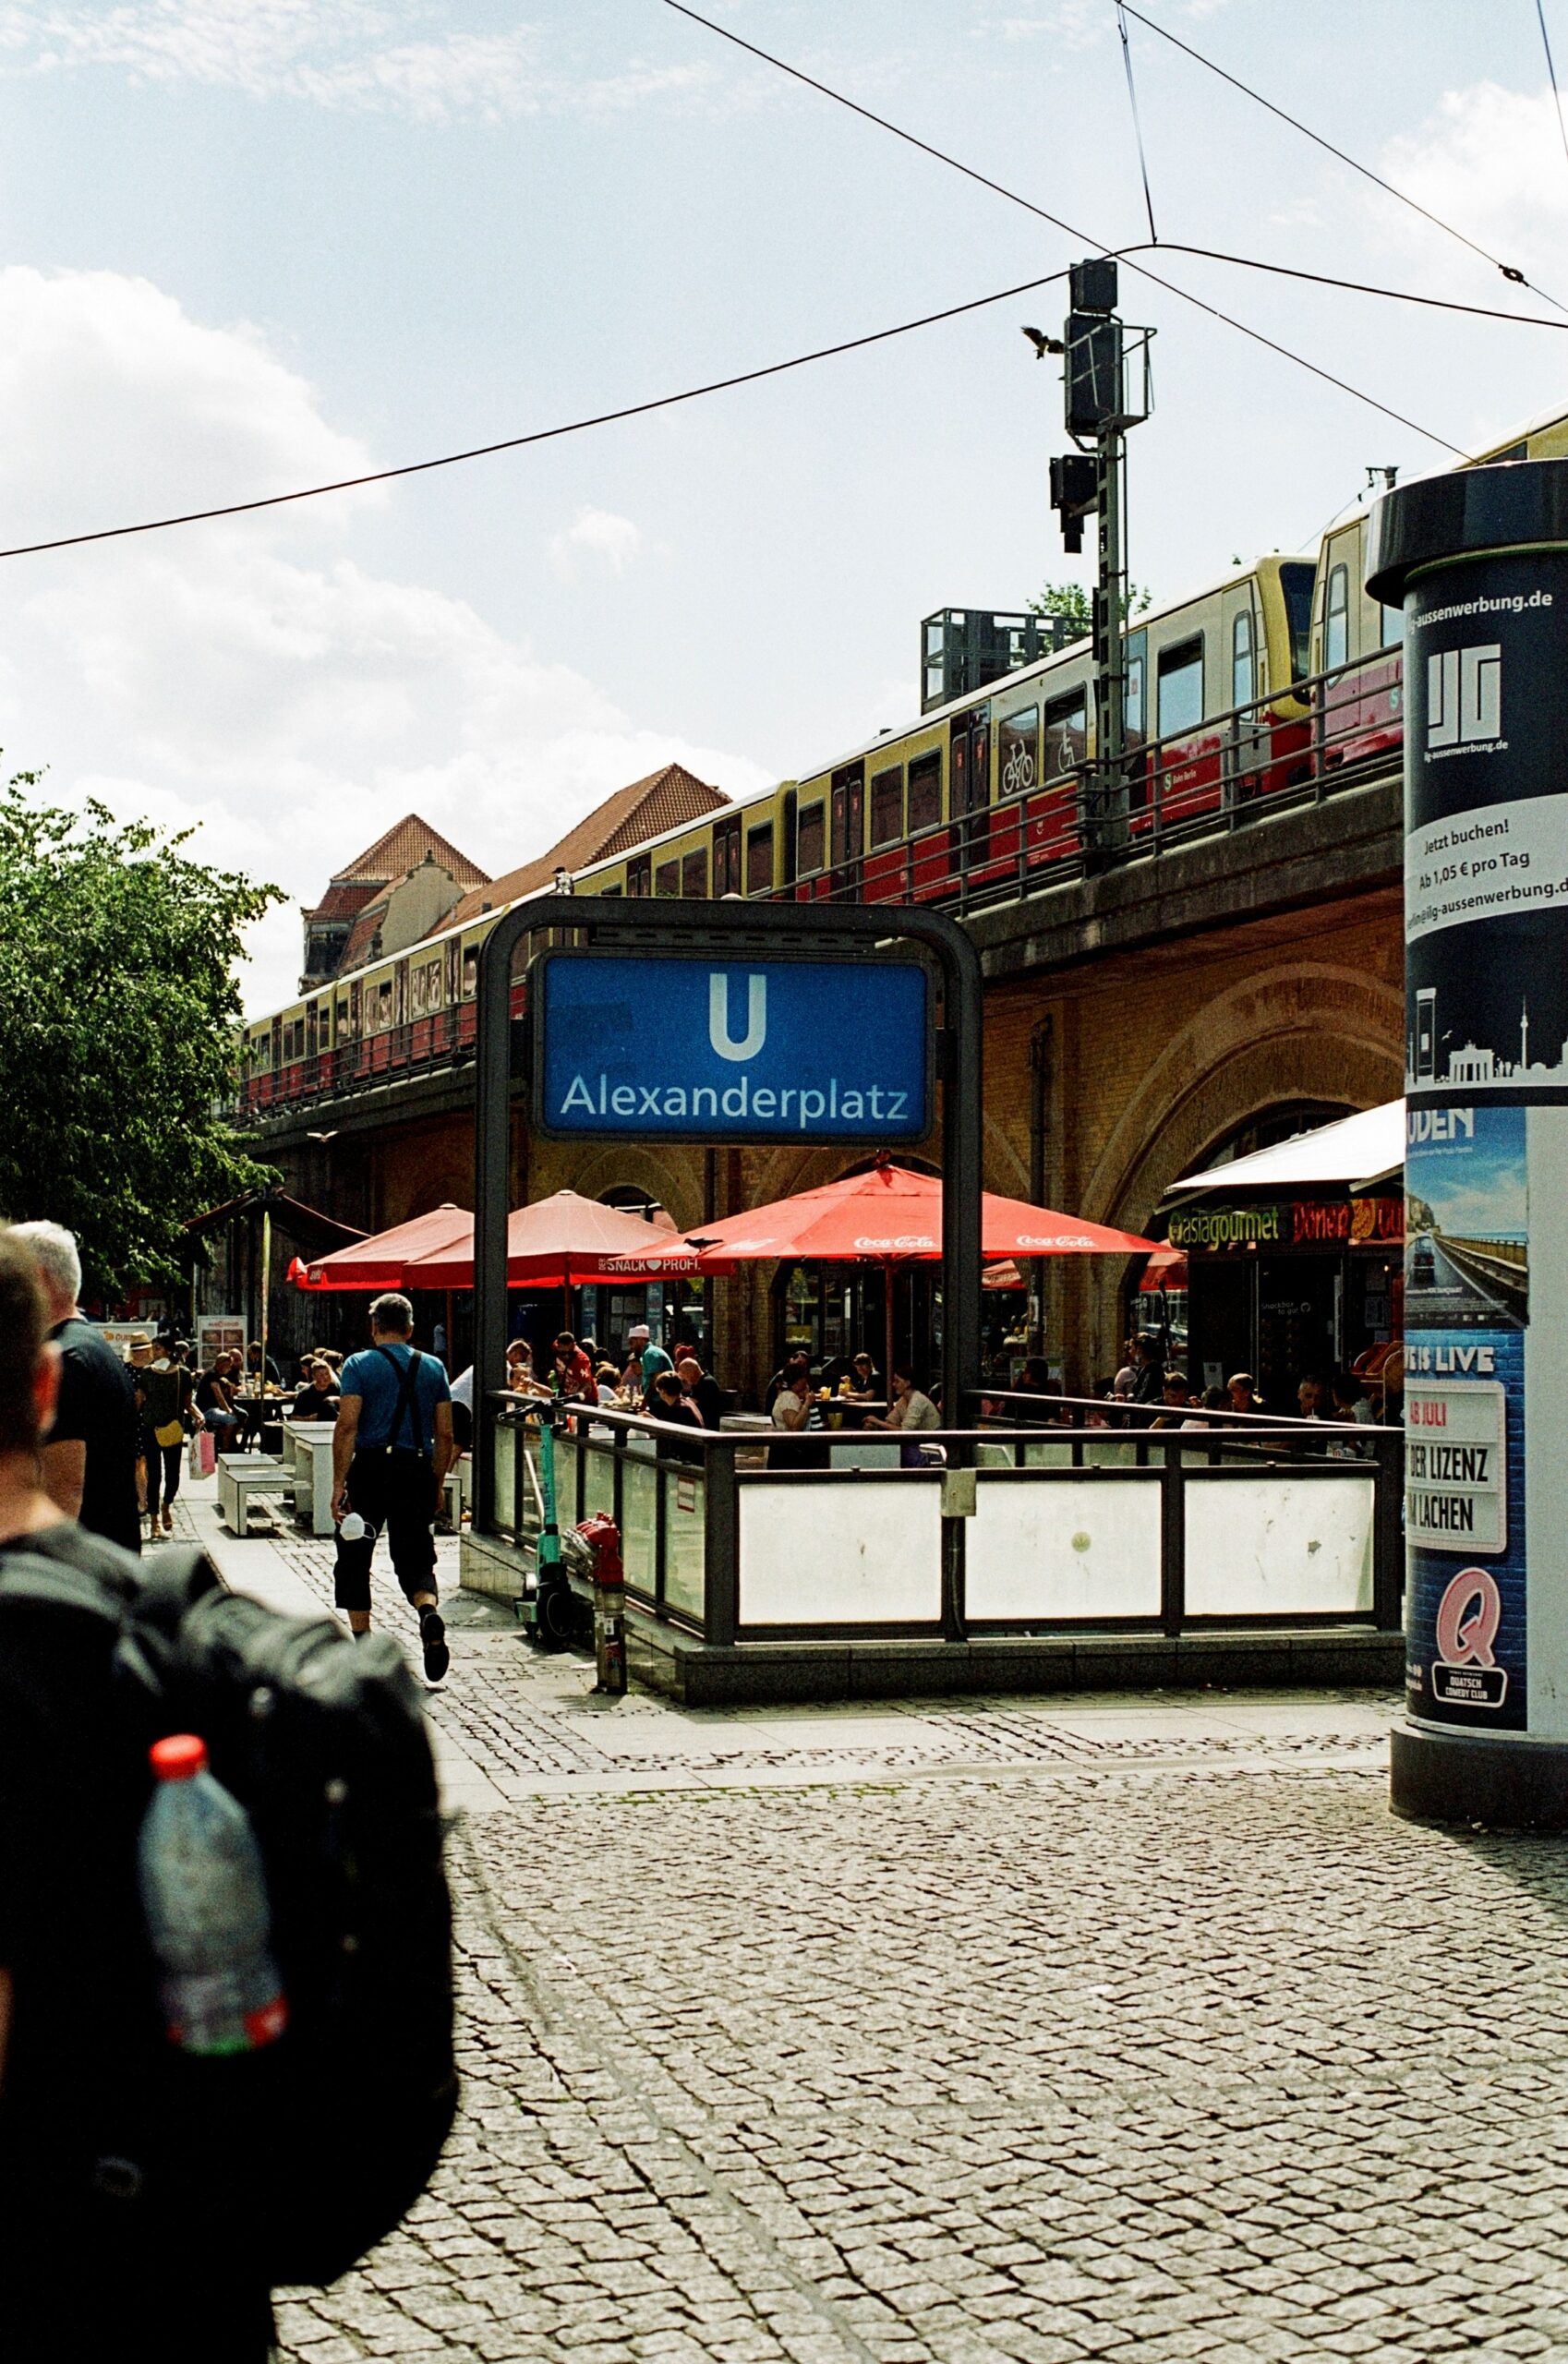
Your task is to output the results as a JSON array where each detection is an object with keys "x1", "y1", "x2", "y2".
[{"x1": 373, "y1": 1344, "x2": 425, "y2": 1453}]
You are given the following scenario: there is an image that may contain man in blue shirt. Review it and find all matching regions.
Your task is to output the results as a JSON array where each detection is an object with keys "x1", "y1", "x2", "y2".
[
  {"x1": 624, "y1": 1322, "x2": 672, "y2": 1405},
  {"x1": 331, "y1": 1292, "x2": 456, "y2": 1683}
]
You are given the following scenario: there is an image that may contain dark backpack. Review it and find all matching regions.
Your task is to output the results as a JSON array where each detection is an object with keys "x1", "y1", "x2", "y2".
[{"x1": 0, "y1": 1539, "x2": 457, "y2": 2288}]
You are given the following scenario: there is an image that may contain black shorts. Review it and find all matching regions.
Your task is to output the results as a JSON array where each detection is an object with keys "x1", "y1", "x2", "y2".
[{"x1": 333, "y1": 1448, "x2": 439, "y2": 1613}]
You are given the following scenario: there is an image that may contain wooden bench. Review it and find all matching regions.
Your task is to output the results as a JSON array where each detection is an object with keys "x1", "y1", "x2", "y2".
[
  {"x1": 282, "y1": 1422, "x2": 339, "y2": 1537},
  {"x1": 216, "y1": 1453, "x2": 290, "y2": 1536}
]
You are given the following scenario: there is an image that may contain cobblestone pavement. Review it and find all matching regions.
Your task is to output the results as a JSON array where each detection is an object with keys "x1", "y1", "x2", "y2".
[{"x1": 172, "y1": 1504, "x2": 1568, "y2": 2364}]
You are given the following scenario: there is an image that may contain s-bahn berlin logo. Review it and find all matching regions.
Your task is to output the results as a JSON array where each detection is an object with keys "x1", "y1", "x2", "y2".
[{"x1": 1427, "y1": 643, "x2": 1502, "y2": 756}]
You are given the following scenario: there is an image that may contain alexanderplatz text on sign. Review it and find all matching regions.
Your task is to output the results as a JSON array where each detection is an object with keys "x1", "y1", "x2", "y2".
[{"x1": 470, "y1": 899, "x2": 983, "y2": 1586}]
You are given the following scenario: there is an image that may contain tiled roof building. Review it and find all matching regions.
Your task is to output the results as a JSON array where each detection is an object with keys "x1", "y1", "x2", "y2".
[
  {"x1": 300, "y1": 816, "x2": 488, "y2": 988},
  {"x1": 442, "y1": 765, "x2": 729, "y2": 930}
]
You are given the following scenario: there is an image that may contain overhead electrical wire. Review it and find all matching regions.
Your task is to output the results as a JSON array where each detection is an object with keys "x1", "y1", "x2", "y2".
[
  {"x1": 1118, "y1": 0, "x2": 1568, "y2": 315},
  {"x1": 14, "y1": 25, "x2": 1568, "y2": 561},
  {"x1": 1123, "y1": 243, "x2": 1567, "y2": 329},
  {"x1": 1116, "y1": 2, "x2": 1159, "y2": 245},
  {"x1": 657, "y1": 0, "x2": 1472, "y2": 456},
  {"x1": 5, "y1": 238, "x2": 1541, "y2": 567},
  {"x1": 0, "y1": 270, "x2": 1079, "y2": 560},
  {"x1": 1537, "y1": 0, "x2": 1568, "y2": 191}
]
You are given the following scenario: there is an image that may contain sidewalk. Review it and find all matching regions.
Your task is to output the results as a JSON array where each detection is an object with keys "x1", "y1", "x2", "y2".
[
  {"x1": 177, "y1": 1472, "x2": 506, "y2": 1815},
  {"x1": 173, "y1": 1479, "x2": 1568, "y2": 2364}
]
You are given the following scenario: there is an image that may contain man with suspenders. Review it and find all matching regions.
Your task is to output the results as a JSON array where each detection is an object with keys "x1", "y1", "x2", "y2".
[{"x1": 331, "y1": 1292, "x2": 457, "y2": 1683}]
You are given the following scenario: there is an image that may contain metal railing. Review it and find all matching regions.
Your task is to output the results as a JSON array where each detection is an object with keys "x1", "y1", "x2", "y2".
[
  {"x1": 243, "y1": 645, "x2": 1403, "y2": 1118},
  {"x1": 483, "y1": 1392, "x2": 1404, "y2": 1649},
  {"x1": 782, "y1": 643, "x2": 1402, "y2": 917}
]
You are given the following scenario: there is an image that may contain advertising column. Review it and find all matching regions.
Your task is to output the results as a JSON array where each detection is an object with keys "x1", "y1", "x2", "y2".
[{"x1": 1369, "y1": 458, "x2": 1568, "y2": 1824}]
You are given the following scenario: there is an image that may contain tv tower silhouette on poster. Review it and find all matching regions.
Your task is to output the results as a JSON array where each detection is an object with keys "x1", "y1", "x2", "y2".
[{"x1": 1407, "y1": 984, "x2": 1568, "y2": 1091}]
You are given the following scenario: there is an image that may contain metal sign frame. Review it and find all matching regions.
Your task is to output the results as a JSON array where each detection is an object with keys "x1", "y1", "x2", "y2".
[
  {"x1": 473, "y1": 896, "x2": 983, "y2": 1553},
  {"x1": 530, "y1": 945, "x2": 935, "y2": 1148}
]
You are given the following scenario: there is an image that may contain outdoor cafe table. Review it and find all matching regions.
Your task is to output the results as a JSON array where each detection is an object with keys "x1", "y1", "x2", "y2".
[{"x1": 230, "y1": 1392, "x2": 297, "y2": 1452}]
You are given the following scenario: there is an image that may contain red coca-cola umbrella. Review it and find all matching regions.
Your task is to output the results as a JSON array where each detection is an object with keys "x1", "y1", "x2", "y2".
[
  {"x1": 404, "y1": 1190, "x2": 697, "y2": 1289},
  {"x1": 637, "y1": 1162, "x2": 1154, "y2": 1393},
  {"x1": 642, "y1": 1163, "x2": 1154, "y2": 1269}
]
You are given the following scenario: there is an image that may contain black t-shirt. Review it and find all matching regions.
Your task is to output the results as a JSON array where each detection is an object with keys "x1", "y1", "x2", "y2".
[
  {"x1": 684, "y1": 1372, "x2": 725, "y2": 1430},
  {"x1": 291, "y1": 1385, "x2": 339, "y2": 1422},
  {"x1": 0, "y1": 1522, "x2": 273, "y2": 2359},
  {"x1": 48, "y1": 1317, "x2": 140, "y2": 1554}
]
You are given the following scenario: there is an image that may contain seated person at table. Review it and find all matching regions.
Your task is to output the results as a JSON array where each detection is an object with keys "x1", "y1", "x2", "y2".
[
  {"x1": 867, "y1": 1367, "x2": 942, "y2": 1465},
  {"x1": 292, "y1": 1357, "x2": 341, "y2": 1422},
  {"x1": 196, "y1": 1351, "x2": 245, "y2": 1443},
  {"x1": 769, "y1": 1352, "x2": 830, "y2": 1470},
  {"x1": 844, "y1": 1350, "x2": 884, "y2": 1403},
  {"x1": 677, "y1": 1357, "x2": 724, "y2": 1430},
  {"x1": 647, "y1": 1366, "x2": 706, "y2": 1460}
]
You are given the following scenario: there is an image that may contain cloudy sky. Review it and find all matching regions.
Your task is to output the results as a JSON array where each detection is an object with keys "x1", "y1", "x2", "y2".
[{"x1": 2, "y1": 0, "x2": 1565, "y2": 1013}]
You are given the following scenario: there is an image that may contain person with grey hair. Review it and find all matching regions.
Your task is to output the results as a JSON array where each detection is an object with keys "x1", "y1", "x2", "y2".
[
  {"x1": 11, "y1": 1220, "x2": 139, "y2": 1553},
  {"x1": 331, "y1": 1291, "x2": 455, "y2": 1682}
]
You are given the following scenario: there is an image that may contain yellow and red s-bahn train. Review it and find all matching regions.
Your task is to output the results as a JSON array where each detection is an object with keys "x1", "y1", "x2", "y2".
[{"x1": 242, "y1": 405, "x2": 1568, "y2": 1117}]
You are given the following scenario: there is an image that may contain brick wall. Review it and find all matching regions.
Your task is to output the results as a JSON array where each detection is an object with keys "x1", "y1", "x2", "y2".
[{"x1": 267, "y1": 891, "x2": 1403, "y2": 1402}]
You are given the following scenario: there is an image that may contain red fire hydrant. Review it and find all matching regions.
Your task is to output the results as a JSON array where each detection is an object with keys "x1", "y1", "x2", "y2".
[{"x1": 576, "y1": 1513, "x2": 626, "y2": 1696}]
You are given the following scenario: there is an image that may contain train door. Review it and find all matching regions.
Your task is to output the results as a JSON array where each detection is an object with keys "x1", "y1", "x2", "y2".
[
  {"x1": 1221, "y1": 584, "x2": 1265, "y2": 798},
  {"x1": 829, "y1": 761, "x2": 864, "y2": 896},
  {"x1": 949, "y1": 702, "x2": 990, "y2": 882},
  {"x1": 1120, "y1": 628, "x2": 1149, "y2": 828}
]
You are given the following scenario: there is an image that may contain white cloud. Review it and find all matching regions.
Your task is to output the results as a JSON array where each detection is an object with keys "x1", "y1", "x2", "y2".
[
  {"x1": 0, "y1": 3, "x2": 724, "y2": 123},
  {"x1": 1375, "y1": 80, "x2": 1568, "y2": 293},
  {"x1": 0, "y1": 267, "x2": 770, "y2": 1014},
  {"x1": 549, "y1": 506, "x2": 643, "y2": 581}
]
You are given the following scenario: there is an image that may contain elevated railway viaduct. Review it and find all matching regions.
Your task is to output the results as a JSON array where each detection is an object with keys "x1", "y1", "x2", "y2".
[{"x1": 247, "y1": 748, "x2": 1403, "y2": 1394}]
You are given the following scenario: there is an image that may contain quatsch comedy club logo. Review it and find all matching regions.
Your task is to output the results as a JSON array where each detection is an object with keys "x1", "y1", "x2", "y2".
[{"x1": 1430, "y1": 1565, "x2": 1509, "y2": 1707}]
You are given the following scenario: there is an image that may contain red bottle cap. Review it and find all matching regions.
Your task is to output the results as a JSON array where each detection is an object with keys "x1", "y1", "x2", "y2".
[{"x1": 150, "y1": 1733, "x2": 208, "y2": 1781}]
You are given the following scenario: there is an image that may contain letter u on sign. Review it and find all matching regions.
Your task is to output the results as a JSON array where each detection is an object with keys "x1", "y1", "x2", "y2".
[{"x1": 709, "y1": 971, "x2": 766, "y2": 1063}]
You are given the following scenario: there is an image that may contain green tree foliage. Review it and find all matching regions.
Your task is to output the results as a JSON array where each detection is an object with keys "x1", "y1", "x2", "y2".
[
  {"x1": 0, "y1": 781, "x2": 282, "y2": 1300},
  {"x1": 1029, "y1": 581, "x2": 1152, "y2": 628}
]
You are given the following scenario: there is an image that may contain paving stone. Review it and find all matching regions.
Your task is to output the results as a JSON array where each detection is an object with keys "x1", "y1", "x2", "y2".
[{"x1": 226, "y1": 1515, "x2": 1565, "y2": 2364}]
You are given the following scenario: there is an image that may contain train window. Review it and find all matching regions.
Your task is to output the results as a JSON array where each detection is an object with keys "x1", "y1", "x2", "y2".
[
  {"x1": 335, "y1": 998, "x2": 348, "y2": 1035},
  {"x1": 907, "y1": 750, "x2": 942, "y2": 833},
  {"x1": 1043, "y1": 690, "x2": 1087, "y2": 780},
  {"x1": 869, "y1": 766, "x2": 904, "y2": 847},
  {"x1": 1231, "y1": 610, "x2": 1255, "y2": 710},
  {"x1": 599, "y1": 884, "x2": 623, "y2": 898},
  {"x1": 1156, "y1": 637, "x2": 1204, "y2": 737},
  {"x1": 796, "y1": 801, "x2": 826, "y2": 874},
  {"x1": 713, "y1": 816, "x2": 742, "y2": 897},
  {"x1": 462, "y1": 948, "x2": 477, "y2": 1000},
  {"x1": 1381, "y1": 600, "x2": 1405, "y2": 649},
  {"x1": 350, "y1": 980, "x2": 361, "y2": 1033},
  {"x1": 627, "y1": 855, "x2": 652, "y2": 898},
  {"x1": 781, "y1": 790, "x2": 798, "y2": 885},
  {"x1": 746, "y1": 820, "x2": 774, "y2": 895},
  {"x1": 655, "y1": 859, "x2": 680, "y2": 898},
  {"x1": 681, "y1": 847, "x2": 709, "y2": 899},
  {"x1": 997, "y1": 710, "x2": 1038, "y2": 799},
  {"x1": 1325, "y1": 565, "x2": 1349, "y2": 670},
  {"x1": 1279, "y1": 562, "x2": 1313, "y2": 679},
  {"x1": 1126, "y1": 656, "x2": 1144, "y2": 739},
  {"x1": 376, "y1": 980, "x2": 393, "y2": 1030}
]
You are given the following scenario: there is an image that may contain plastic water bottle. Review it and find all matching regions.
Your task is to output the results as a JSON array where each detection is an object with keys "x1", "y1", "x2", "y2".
[{"x1": 138, "y1": 1732, "x2": 288, "y2": 2056}]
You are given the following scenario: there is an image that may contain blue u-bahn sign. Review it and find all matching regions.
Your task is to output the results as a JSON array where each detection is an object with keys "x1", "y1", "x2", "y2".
[{"x1": 535, "y1": 952, "x2": 931, "y2": 1143}]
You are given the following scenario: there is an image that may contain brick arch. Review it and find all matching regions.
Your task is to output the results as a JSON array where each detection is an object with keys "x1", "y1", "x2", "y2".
[
  {"x1": 1082, "y1": 960, "x2": 1402, "y2": 1239},
  {"x1": 556, "y1": 1145, "x2": 706, "y2": 1233}
]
